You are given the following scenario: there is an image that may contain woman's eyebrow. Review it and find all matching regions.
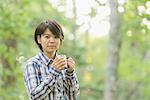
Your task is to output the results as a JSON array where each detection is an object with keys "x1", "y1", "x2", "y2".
[
  {"x1": 43, "y1": 33, "x2": 51, "y2": 35},
  {"x1": 43, "y1": 33, "x2": 56, "y2": 37}
]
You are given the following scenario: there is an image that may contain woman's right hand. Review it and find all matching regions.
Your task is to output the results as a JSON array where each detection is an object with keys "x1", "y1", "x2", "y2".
[{"x1": 51, "y1": 57, "x2": 67, "y2": 72}]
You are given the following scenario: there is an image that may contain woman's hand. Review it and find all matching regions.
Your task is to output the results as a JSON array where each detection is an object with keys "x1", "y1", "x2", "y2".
[
  {"x1": 67, "y1": 57, "x2": 75, "y2": 73},
  {"x1": 51, "y1": 57, "x2": 67, "y2": 72}
]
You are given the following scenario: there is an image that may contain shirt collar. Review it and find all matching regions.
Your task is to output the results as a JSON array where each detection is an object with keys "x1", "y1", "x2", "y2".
[{"x1": 38, "y1": 51, "x2": 57, "y2": 66}]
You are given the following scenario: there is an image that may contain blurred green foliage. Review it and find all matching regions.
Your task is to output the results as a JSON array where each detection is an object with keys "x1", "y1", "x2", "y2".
[{"x1": 0, "y1": 0, "x2": 150, "y2": 100}]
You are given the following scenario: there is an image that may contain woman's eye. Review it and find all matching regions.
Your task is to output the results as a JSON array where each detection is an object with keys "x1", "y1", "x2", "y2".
[
  {"x1": 54, "y1": 36, "x2": 58, "y2": 38},
  {"x1": 45, "y1": 36, "x2": 49, "y2": 38}
]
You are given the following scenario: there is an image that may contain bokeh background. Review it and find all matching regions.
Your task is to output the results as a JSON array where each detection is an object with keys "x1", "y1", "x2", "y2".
[{"x1": 0, "y1": 0, "x2": 150, "y2": 100}]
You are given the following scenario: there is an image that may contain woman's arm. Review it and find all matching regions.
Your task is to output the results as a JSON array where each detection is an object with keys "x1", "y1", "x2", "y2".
[
  {"x1": 64, "y1": 70, "x2": 80, "y2": 100},
  {"x1": 24, "y1": 61, "x2": 59, "y2": 99}
]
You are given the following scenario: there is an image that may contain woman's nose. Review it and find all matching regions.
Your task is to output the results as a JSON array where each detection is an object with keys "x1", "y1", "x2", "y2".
[{"x1": 49, "y1": 37, "x2": 55, "y2": 42}]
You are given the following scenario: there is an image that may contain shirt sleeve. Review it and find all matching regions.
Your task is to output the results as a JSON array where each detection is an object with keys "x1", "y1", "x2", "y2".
[
  {"x1": 64, "y1": 70, "x2": 80, "y2": 100},
  {"x1": 24, "y1": 61, "x2": 60, "y2": 100}
]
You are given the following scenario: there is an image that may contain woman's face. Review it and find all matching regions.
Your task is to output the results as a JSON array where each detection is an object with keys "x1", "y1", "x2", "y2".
[{"x1": 38, "y1": 28, "x2": 61, "y2": 54}]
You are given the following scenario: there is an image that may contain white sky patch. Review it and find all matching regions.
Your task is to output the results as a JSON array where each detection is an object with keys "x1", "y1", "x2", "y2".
[
  {"x1": 48, "y1": 0, "x2": 60, "y2": 8},
  {"x1": 65, "y1": 0, "x2": 74, "y2": 18},
  {"x1": 58, "y1": 5, "x2": 65, "y2": 12},
  {"x1": 146, "y1": 1, "x2": 150, "y2": 7},
  {"x1": 118, "y1": 6, "x2": 125, "y2": 13},
  {"x1": 99, "y1": 0, "x2": 107, "y2": 4},
  {"x1": 76, "y1": 15, "x2": 91, "y2": 25},
  {"x1": 89, "y1": 20, "x2": 110, "y2": 37},
  {"x1": 118, "y1": 0, "x2": 126, "y2": 5},
  {"x1": 97, "y1": 6, "x2": 110, "y2": 20},
  {"x1": 48, "y1": 0, "x2": 112, "y2": 37},
  {"x1": 76, "y1": 0, "x2": 94, "y2": 15}
]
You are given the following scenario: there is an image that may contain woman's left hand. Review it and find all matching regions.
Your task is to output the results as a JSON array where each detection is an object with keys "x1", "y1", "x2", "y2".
[{"x1": 67, "y1": 57, "x2": 75, "y2": 72}]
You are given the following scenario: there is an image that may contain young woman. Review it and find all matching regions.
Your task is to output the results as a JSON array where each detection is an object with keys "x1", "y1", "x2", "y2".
[{"x1": 23, "y1": 19, "x2": 79, "y2": 100}]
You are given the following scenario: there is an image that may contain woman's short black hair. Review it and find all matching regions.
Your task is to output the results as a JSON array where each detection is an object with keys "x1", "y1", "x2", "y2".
[{"x1": 34, "y1": 19, "x2": 64, "y2": 51}]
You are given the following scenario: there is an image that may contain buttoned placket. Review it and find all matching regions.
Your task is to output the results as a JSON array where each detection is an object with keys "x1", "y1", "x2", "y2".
[{"x1": 47, "y1": 59, "x2": 64, "y2": 100}]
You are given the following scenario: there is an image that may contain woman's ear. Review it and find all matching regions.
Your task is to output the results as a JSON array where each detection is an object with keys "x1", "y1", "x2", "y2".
[{"x1": 37, "y1": 35, "x2": 41, "y2": 44}]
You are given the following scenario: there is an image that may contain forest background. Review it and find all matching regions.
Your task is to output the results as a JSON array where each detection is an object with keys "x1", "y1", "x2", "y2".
[{"x1": 0, "y1": 0, "x2": 150, "y2": 100}]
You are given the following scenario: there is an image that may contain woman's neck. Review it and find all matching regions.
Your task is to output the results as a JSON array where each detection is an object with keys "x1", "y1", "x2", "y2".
[{"x1": 43, "y1": 51, "x2": 56, "y2": 59}]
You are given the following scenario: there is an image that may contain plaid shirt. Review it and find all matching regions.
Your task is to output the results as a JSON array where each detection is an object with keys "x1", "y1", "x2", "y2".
[{"x1": 23, "y1": 52, "x2": 79, "y2": 100}]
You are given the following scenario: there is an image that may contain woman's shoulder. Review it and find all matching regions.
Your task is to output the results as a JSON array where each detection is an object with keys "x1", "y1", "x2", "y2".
[
  {"x1": 23, "y1": 57, "x2": 40, "y2": 73},
  {"x1": 24, "y1": 55, "x2": 40, "y2": 66},
  {"x1": 27, "y1": 54, "x2": 40, "y2": 62}
]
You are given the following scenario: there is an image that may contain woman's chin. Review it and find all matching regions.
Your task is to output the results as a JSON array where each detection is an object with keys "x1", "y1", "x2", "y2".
[{"x1": 47, "y1": 49, "x2": 56, "y2": 53}]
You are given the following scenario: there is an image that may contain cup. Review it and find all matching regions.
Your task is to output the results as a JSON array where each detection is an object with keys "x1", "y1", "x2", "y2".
[{"x1": 56, "y1": 55, "x2": 67, "y2": 69}]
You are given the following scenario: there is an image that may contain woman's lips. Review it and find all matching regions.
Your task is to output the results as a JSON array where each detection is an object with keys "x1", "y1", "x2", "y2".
[{"x1": 47, "y1": 45, "x2": 56, "y2": 48}]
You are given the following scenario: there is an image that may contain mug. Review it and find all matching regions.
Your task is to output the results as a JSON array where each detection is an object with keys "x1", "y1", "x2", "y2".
[{"x1": 56, "y1": 55, "x2": 68, "y2": 69}]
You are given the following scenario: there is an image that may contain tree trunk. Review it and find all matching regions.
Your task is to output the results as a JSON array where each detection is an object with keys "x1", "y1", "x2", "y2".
[
  {"x1": 0, "y1": 38, "x2": 17, "y2": 87},
  {"x1": 104, "y1": 0, "x2": 122, "y2": 100},
  {"x1": 72, "y1": 0, "x2": 77, "y2": 40}
]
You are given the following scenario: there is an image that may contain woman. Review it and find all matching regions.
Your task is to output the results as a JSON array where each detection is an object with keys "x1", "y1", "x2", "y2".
[{"x1": 23, "y1": 19, "x2": 79, "y2": 100}]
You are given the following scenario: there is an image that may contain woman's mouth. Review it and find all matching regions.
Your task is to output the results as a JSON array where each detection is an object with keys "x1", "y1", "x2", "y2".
[{"x1": 47, "y1": 45, "x2": 56, "y2": 48}]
